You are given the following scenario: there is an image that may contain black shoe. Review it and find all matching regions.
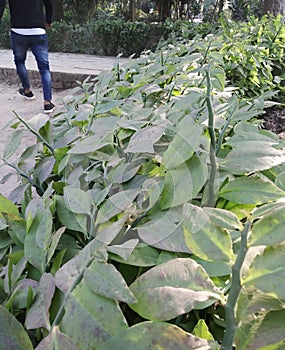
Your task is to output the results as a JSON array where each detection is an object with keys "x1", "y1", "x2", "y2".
[
  {"x1": 19, "y1": 88, "x2": 35, "y2": 100},
  {"x1": 44, "y1": 102, "x2": 55, "y2": 114}
]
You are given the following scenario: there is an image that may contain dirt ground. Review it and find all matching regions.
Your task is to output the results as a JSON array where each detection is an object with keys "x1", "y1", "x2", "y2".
[{"x1": 0, "y1": 82, "x2": 72, "y2": 198}]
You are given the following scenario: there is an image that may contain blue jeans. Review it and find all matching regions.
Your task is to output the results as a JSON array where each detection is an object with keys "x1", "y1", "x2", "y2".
[{"x1": 11, "y1": 31, "x2": 52, "y2": 101}]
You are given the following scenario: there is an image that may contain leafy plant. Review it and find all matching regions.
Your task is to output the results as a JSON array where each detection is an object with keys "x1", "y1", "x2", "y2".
[{"x1": 1, "y1": 20, "x2": 285, "y2": 349}]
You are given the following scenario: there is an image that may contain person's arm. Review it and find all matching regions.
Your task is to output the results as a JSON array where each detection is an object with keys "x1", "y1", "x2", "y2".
[
  {"x1": 0, "y1": 0, "x2": 7, "y2": 23},
  {"x1": 43, "y1": 0, "x2": 53, "y2": 26}
]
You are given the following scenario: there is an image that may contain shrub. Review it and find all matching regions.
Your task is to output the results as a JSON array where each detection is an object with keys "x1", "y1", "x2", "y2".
[{"x1": 1, "y1": 24, "x2": 285, "y2": 348}]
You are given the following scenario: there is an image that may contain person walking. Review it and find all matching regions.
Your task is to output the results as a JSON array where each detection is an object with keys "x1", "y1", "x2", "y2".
[{"x1": 0, "y1": 0, "x2": 55, "y2": 113}]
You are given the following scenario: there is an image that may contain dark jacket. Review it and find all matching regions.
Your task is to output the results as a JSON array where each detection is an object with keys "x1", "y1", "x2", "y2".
[{"x1": 0, "y1": 0, "x2": 53, "y2": 29}]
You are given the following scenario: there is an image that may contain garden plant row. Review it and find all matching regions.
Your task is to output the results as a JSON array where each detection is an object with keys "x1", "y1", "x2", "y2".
[{"x1": 1, "y1": 15, "x2": 285, "y2": 349}]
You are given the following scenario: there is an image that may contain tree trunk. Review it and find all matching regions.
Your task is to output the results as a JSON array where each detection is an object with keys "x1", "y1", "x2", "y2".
[
  {"x1": 157, "y1": 0, "x2": 172, "y2": 22},
  {"x1": 129, "y1": 0, "x2": 135, "y2": 21},
  {"x1": 263, "y1": 0, "x2": 285, "y2": 15},
  {"x1": 52, "y1": 0, "x2": 64, "y2": 21}
]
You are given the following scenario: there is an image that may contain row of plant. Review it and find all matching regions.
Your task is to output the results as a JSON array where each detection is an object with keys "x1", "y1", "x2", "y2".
[{"x1": 1, "y1": 14, "x2": 285, "y2": 350}]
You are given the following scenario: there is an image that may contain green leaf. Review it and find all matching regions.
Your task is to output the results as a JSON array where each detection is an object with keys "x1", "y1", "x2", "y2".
[
  {"x1": 24, "y1": 206, "x2": 53, "y2": 273},
  {"x1": 137, "y1": 206, "x2": 191, "y2": 253},
  {"x1": 160, "y1": 154, "x2": 208, "y2": 209},
  {"x1": 3, "y1": 129, "x2": 24, "y2": 159},
  {"x1": 275, "y1": 171, "x2": 285, "y2": 190},
  {"x1": 84, "y1": 260, "x2": 136, "y2": 303},
  {"x1": 107, "y1": 239, "x2": 139, "y2": 261},
  {"x1": 64, "y1": 187, "x2": 92, "y2": 215},
  {"x1": 219, "y1": 176, "x2": 285, "y2": 204},
  {"x1": 162, "y1": 117, "x2": 208, "y2": 169},
  {"x1": 243, "y1": 244, "x2": 285, "y2": 299},
  {"x1": 193, "y1": 319, "x2": 215, "y2": 341},
  {"x1": 46, "y1": 227, "x2": 66, "y2": 266},
  {"x1": 250, "y1": 204, "x2": 285, "y2": 246},
  {"x1": 33, "y1": 157, "x2": 56, "y2": 185},
  {"x1": 183, "y1": 204, "x2": 235, "y2": 263},
  {"x1": 61, "y1": 283, "x2": 128, "y2": 350},
  {"x1": 25, "y1": 273, "x2": 55, "y2": 331},
  {"x1": 129, "y1": 258, "x2": 223, "y2": 321},
  {"x1": 203, "y1": 207, "x2": 243, "y2": 231},
  {"x1": 35, "y1": 327, "x2": 79, "y2": 350},
  {"x1": 0, "y1": 305, "x2": 33, "y2": 349},
  {"x1": 68, "y1": 135, "x2": 112, "y2": 154},
  {"x1": 56, "y1": 196, "x2": 88, "y2": 234},
  {"x1": 0, "y1": 195, "x2": 19, "y2": 219},
  {"x1": 97, "y1": 321, "x2": 219, "y2": 350},
  {"x1": 125, "y1": 120, "x2": 168, "y2": 153},
  {"x1": 96, "y1": 189, "x2": 140, "y2": 224},
  {"x1": 109, "y1": 243, "x2": 160, "y2": 267},
  {"x1": 55, "y1": 239, "x2": 107, "y2": 295},
  {"x1": 235, "y1": 310, "x2": 285, "y2": 350},
  {"x1": 220, "y1": 141, "x2": 285, "y2": 174},
  {"x1": 108, "y1": 161, "x2": 141, "y2": 184}
]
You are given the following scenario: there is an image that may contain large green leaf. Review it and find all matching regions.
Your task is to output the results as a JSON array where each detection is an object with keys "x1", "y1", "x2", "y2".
[
  {"x1": 137, "y1": 206, "x2": 191, "y2": 253},
  {"x1": 243, "y1": 244, "x2": 285, "y2": 300},
  {"x1": 183, "y1": 204, "x2": 235, "y2": 263},
  {"x1": 61, "y1": 282, "x2": 128, "y2": 350},
  {"x1": 68, "y1": 134, "x2": 112, "y2": 154},
  {"x1": 203, "y1": 207, "x2": 243, "y2": 231},
  {"x1": 249, "y1": 204, "x2": 285, "y2": 246},
  {"x1": 35, "y1": 327, "x2": 79, "y2": 350},
  {"x1": 97, "y1": 321, "x2": 219, "y2": 350},
  {"x1": 24, "y1": 206, "x2": 53, "y2": 273},
  {"x1": 25, "y1": 273, "x2": 55, "y2": 331},
  {"x1": 220, "y1": 141, "x2": 285, "y2": 174},
  {"x1": 63, "y1": 187, "x2": 92, "y2": 215},
  {"x1": 219, "y1": 176, "x2": 285, "y2": 204},
  {"x1": 160, "y1": 154, "x2": 208, "y2": 209},
  {"x1": 162, "y1": 116, "x2": 208, "y2": 169},
  {"x1": 56, "y1": 196, "x2": 88, "y2": 234},
  {"x1": 55, "y1": 239, "x2": 107, "y2": 295},
  {"x1": 129, "y1": 258, "x2": 223, "y2": 321},
  {"x1": 125, "y1": 120, "x2": 168, "y2": 153},
  {"x1": 54, "y1": 239, "x2": 128, "y2": 349},
  {"x1": 0, "y1": 305, "x2": 33, "y2": 350},
  {"x1": 84, "y1": 260, "x2": 136, "y2": 303},
  {"x1": 235, "y1": 310, "x2": 285, "y2": 350}
]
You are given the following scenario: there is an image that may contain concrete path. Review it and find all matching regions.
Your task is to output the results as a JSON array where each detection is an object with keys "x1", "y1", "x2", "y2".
[{"x1": 0, "y1": 49, "x2": 130, "y2": 89}]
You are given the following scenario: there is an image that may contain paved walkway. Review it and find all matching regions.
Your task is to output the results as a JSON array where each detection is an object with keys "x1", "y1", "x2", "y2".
[{"x1": 0, "y1": 49, "x2": 130, "y2": 89}]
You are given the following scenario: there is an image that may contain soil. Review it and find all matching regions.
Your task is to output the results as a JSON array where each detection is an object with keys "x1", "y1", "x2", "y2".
[
  {"x1": 261, "y1": 106, "x2": 285, "y2": 138},
  {"x1": 1, "y1": 82, "x2": 285, "y2": 199}
]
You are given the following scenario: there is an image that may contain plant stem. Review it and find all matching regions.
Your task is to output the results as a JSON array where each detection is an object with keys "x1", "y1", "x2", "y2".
[
  {"x1": 13, "y1": 112, "x2": 55, "y2": 155},
  {"x1": 205, "y1": 68, "x2": 217, "y2": 207},
  {"x1": 2, "y1": 158, "x2": 44, "y2": 194},
  {"x1": 221, "y1": 220, "x2": 251, "y2": 350}
]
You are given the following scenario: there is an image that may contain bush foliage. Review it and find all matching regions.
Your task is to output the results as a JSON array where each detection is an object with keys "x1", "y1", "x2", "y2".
[{"x1": 1, "y1": 14, "x2": 285, "y2": 350}]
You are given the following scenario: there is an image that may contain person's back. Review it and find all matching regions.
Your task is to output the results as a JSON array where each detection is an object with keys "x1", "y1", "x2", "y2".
[{"x1": 8, "y1": 0, "x2": 50, "y2": 28}]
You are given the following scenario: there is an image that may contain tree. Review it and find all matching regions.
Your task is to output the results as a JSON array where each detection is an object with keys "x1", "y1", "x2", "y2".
[
  {"x1": 263, "y1": 0, "x2": 285, "y2": 15},
  {"x1": 52, "y1": 0, "x2": 64, "y2": 21},
  {"x1": 157, "y1": 0, "x2": 172, "y2": 22}
]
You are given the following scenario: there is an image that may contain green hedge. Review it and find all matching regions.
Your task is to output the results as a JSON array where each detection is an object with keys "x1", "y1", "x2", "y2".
[{"x1": 0, "y1": 18, "x2": 212, "y2": 57}]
